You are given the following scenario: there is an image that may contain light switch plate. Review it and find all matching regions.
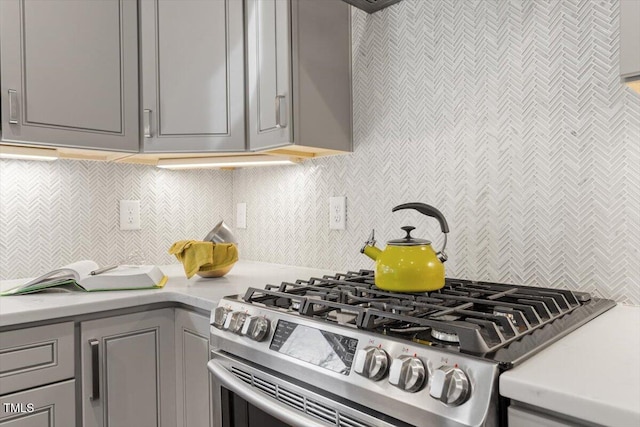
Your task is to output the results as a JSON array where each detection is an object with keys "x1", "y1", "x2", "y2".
[
  {"x1": 120, "y1": 200, "x2": 140, "y2": 230},
  {"x1": 329, "y1": 196, "x2": 346, "y2": 230},
  {"x1": 236, "y1": 203, "x2": 247, "y2": 229}
]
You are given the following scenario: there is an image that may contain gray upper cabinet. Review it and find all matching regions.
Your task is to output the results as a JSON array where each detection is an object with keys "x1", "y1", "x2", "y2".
[
  {"x1": 0, "y1": 0, "x2": 139, "y2": 152},
  {"x1": 140, "y1": 0, "x2": 245, "y2": 153},
  {"x1": 247, "y1": 0, "x2": 352, "y2": 153},
  {"x1": 620, "y1": 0, "x2": 640, "y2": 90},
  {"x1": 620, "y1": 0, "x2": 640, "y2": 78},
  {"x1": 246, "y1": 0, "x2": 293, "y2": 150}
]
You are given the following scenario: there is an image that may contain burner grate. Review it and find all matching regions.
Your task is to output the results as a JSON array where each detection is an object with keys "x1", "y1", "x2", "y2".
[{"x1": 242, "y1": 271, "x2": 589, "y2": 355}]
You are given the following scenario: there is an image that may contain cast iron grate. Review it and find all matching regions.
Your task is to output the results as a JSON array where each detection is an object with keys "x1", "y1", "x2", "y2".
[{"x1": 243, "y1": 270, "x2": 588, "y2": 355}]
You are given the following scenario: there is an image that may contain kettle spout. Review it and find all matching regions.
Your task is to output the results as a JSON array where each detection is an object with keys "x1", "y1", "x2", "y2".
[
  {"x1": 360, "y1": 229, "x2": 381, "y2": 260},
  {"x1": 362, "y1": 244, "x2": 382, "y2": 261}
]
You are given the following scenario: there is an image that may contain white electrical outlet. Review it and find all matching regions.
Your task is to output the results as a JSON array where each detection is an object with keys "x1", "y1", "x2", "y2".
[
  {"x1": 236, "y1": 203, "x2": 247, "y2": 229},
  {"x1": 329, "y1": 196, "x2": 346, "y2": 230},
  {"x1": 120, "y1": 200, "x2": 141, "y2": 230}
]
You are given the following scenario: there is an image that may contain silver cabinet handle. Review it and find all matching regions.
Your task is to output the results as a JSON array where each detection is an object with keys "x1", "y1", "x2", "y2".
[
  {"x1": 207, "y1": 359, "x2": 327, "y2": 427},
  {"x1": 8, "y1": 90, "x2": 18, "y2": 124},
  {"x1": 89, "y1": 339, "x2": 100, "y2": 401},
  {"x1": 275, "y1": 95, "x2": 287, "y2": 128},
  {"x1": 143, "y1": 109, "x2": 152, "y2": 138}
]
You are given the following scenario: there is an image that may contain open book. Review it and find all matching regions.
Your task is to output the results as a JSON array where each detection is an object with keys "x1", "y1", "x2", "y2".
[{"x1": 1, "y1": 260, "x2": 167, "y2": 296}]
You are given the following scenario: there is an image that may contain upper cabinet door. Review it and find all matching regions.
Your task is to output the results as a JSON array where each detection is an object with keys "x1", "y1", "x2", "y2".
[
  {"x1": 0, "y1": 0, "x2": 139, "y2": 152},
  {"x1": 246, "y1": 0, "x2": 293, "y2": 151},
  {"x1": 620, "y1": 0, "x2": 640, "y2": 79},
  {"x1": 140, "y1": 0, "x2": 245, "y2": 153}
]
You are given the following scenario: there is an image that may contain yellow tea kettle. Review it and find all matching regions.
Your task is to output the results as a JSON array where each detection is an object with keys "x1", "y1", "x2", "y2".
[{"x1": 360, "y1": 202, "x2": 449, "y2": 292}]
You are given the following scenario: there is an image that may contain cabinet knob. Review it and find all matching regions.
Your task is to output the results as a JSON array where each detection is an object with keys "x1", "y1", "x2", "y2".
[
  {"x1": 8, "y1": 90, "x2": 18, "y2": 124},
  {"x1": 275, "y1": 95, "x2": 287, "y2": 128},
  {"x1": 88, "y1": 339, "x2": 100, "y2": 401},
  {"x1": 143, "y1": 109, "x2": 152, "y2": 138}
]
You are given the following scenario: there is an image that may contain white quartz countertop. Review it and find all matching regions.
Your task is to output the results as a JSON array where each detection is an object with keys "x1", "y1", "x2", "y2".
[
  {"x1": 500, "y1": 304, "x2": 640, "y2": 427},
  {"x1": 0, "y1": 260, "x2": 334, "y2": 328}
]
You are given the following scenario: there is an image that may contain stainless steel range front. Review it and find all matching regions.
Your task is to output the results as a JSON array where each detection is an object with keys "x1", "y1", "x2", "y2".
[{"x1": 208, "y1": 270, "x2": 615, "y2": 427}]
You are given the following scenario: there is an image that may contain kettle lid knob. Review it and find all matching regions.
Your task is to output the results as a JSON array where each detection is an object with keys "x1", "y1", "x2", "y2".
[
  {"x1": 401, "y1": 226, "x2": 416, "y2": 239},
  {"x1": 387, "y1": 226, "x2": 431, "y2": 246}
]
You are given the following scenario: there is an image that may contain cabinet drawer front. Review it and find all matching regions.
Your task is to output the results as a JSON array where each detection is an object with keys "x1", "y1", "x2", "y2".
[
  {"x1": 0, "y1": 379, "x2": 75, "y2": 427},
  {"x1": 0, "y1": 323, "x2": 74, "y2": 395}
]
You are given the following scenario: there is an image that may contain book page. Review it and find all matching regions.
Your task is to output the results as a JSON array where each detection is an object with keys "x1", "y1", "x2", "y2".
[
  {"x1": 10, "y1": 260, "x2": 99, "y2": 293},
  {"x1": 80, "y1": 265, "x2": 165, "y2": 291}
]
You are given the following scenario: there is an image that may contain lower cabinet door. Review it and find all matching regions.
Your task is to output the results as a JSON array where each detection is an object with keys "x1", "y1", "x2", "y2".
[
  {"x1": 81, "y1": 309, "x2": 176, "y2": 427},
  {"x1": 175, "y1": 309, "x2": 212, "y2": 427},
  {"x1": 0, "y1": 380, "x2": 75, "y2": 427}
]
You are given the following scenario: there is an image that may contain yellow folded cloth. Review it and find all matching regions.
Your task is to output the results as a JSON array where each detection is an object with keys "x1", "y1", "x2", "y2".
[{"x1": 168, "y1": 240, "x2": 238, "y2": 279}]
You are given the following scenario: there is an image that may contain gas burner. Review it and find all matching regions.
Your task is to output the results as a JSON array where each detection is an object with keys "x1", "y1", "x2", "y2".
[{"x1": 431, "y1": 329, "x2": 460, "y2": 343}]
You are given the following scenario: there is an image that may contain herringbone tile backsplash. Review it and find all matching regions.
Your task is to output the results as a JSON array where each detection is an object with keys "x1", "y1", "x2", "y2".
[
  {"x1": 0, "y1": 160, "x2": 232, "y2": 280},
  {"x1": 233, "y1": 0, "x2": 640, "y2": 304}
]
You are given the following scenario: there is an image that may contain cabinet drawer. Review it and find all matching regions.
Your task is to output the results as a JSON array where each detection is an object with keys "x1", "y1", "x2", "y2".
[
  {"x1": 0, "y1": 322, "x2": 74, "y2": 395},
  {"x1": 509, "y1": 405, "x2": 583, "y2": 427},
  {"x1": 0, "y1": 379, "x2": 75, "y2": 426}
]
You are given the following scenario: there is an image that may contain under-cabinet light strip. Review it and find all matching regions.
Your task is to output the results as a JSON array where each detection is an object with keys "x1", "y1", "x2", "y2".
[
  {"x1": 0, "y1": 145, "x2": 58, "y2": 161},
  {"x1": 156, "y1": 155, "x2": 296, "y2": 170}
]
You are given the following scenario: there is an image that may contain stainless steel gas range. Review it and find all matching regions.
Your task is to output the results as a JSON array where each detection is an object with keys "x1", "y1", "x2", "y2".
[{"x1": 207, "y1": 270, "x2": 615, "y2": 427}]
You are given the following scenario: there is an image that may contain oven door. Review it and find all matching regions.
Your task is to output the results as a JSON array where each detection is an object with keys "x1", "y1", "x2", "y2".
[{"x1": 208, "y1": 352, "x2": 404, "y2": 427}]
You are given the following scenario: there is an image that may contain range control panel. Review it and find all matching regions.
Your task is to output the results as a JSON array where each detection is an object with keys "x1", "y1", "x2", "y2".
[{"x1": 270, "y1": 319, "x2": 359, "y2": 375}]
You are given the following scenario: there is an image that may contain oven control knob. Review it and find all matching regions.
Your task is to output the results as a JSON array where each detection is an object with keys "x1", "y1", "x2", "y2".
[
  {"x1": 353, "y1": 347, "x2": 389, "y2": 381},
  {"x1": 241, "y1": 316, "x2": 270, "y2": 341},
  {"x1": 429, "y1": 366, "x2": 470, "y2": 406},
  {"x1": 212, "y1": 307, "x2": 232, "y2": 329},
  {"x1": 388, "y1": 356, "x2": 426, "y2": 392},
  {"x1": 227, "y1": 312, "x2": 248, "y2": 334}
]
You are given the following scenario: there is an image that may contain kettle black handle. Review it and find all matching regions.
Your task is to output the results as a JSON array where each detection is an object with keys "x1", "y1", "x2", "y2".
[{"x1": 392, "y1": 202, "x2": 449, "y2": 234}]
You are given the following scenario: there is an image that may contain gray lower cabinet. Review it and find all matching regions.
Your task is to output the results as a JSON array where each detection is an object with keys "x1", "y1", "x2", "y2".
[
  {"x1": 81, "y1": 309, "x2": 176, "y2": 427},
  {"x1": 508, "y1": 404, "x2": 587, "y2": 427},
  {"x1": 0, "y1": 0, "x2": 139, "y2": 151},
  {"x1": 175, "y1": 310, "x2": 212, "y2": 427},
  {"x1": 0, "y1": 323, "x2": 75, "y2": 427},
  {"x1": 140, "y1": 0, "x2": 245, "y2": 153},
  {"x1": 246, "y1": 0, "x2": 352, "y2": 153},
  {"x1": 0, "y1": 380, "x2": 75, "y2": 427},
  {"x1": 0, "y1": 323, "x2": 74, "y2": 396}
]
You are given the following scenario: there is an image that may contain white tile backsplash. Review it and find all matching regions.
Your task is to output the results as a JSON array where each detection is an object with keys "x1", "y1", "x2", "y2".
[{"x1": 0, "y1": 159, "x2": 232, "y2": 280}]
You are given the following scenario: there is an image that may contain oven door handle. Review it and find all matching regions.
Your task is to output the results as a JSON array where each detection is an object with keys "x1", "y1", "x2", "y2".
[{"x1": 207, "y1": 359, "x2": 330, "y2": 427}]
